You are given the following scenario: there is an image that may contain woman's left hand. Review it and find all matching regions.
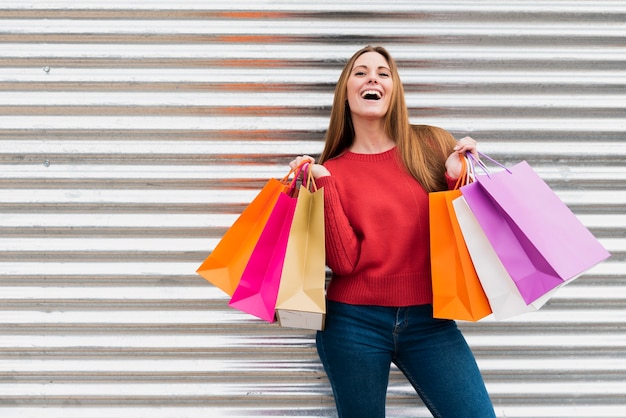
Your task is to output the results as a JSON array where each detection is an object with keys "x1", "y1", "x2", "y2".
[{"x1": 445, "y1": 136, "x2": 477, "y2": 179}]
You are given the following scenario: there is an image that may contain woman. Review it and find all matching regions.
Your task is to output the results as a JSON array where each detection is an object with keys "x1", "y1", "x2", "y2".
[{"x1": 290, "y1": 46, "x2": 495, "y2": 417}]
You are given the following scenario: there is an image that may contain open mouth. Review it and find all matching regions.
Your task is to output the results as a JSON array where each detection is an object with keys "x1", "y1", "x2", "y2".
[{"x1": 361, "y1": 90, "x2": 382, "y2": 100}]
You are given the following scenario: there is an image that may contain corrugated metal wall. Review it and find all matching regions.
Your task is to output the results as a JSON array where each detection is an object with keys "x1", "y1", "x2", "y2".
[{"x1": 0, "y1": 1, "x2": 624, "y2": 417}]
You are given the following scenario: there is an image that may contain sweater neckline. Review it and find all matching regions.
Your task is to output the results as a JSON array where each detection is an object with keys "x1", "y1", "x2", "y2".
[{"x1": 342, "y1": 146, "x2": 397, "y2": 162}]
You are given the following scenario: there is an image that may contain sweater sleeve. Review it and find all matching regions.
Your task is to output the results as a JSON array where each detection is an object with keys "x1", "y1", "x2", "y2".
[
  {"x1": 445, "y1": 172, "x2": 459, "y2": 190},
  {"x1": 315, "y1": 175, "x2": 360, "y2": 275}
]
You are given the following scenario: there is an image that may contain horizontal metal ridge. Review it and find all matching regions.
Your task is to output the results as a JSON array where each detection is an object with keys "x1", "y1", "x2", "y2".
[
  {"x1": 0, "y1": 20, "x2": 623, "y2": 47},
  {"x1": 1, "y1": 68, "x2": 624, "y2": 93},
  {"x1": 2, "y1": 0, "x2": 626, "y2": 13},
  {"x1": 2, "y1": 140, "x2": 626, "y2": 156}
]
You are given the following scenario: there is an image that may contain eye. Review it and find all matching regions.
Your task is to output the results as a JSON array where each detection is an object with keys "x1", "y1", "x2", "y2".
[
  {"x1": 354, "y1": 70, "x2": 366, "y2": 77},
  {"x1": 379, "y1": 71, "x2": 390, "y2": 78}
]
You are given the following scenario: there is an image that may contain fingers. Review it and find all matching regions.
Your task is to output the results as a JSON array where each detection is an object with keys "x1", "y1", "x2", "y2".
[
  {"x1": 289, "y1": 155, "x2": 315, "y2": 169},
  {"x1": 453, "y1": 136, "x2": 478, "y2": 156}
]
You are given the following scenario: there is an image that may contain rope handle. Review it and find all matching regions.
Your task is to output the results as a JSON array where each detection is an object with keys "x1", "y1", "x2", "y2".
[
  {"x1": 281, "y1": 160, "x2": 309, "y2": 195},
  {"x1": 303, "y1": 162, "x2": 318, "y2": 192},
  {"x1": 280, "y1": 160, "x2": 319, "y2": 196},
  {"x1": 452, "y1": 155, "x2": 474, "y2": 190},
  {"x1": 467, "y1": 151, "x2": 512, "y2": 179}
]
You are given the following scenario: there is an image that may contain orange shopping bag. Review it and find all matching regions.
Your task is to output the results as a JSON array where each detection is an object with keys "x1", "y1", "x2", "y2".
[
  {"x1": 196, "y1": 168, "x2": 298, "y2": 296},
  {"x1": 429, "y1": 157, "x2": 492, "y2": 321}
]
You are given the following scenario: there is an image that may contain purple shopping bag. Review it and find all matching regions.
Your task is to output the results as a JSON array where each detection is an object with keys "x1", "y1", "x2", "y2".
[{"x1": 461, "y1": 159, "x2": 610, "y2": 304}]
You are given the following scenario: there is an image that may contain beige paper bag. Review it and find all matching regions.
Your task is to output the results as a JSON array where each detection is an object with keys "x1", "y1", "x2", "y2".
[{"x1": 275, "y1": 173, "x2": 326, "y2": 331}]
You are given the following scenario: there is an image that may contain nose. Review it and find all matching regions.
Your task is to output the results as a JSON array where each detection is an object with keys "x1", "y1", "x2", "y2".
[{"x1": 366, "y1": 74, "x2": 378, "y2": 84}]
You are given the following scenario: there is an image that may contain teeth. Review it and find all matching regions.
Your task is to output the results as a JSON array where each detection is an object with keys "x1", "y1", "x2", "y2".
[{"x1": 361, "y1": 90, "x2": 381, "y2": 100}]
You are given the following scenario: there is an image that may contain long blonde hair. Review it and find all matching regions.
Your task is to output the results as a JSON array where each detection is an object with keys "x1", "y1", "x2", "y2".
[{"x1": 319, "y1": 45, "x2": 456, "y2": 192}]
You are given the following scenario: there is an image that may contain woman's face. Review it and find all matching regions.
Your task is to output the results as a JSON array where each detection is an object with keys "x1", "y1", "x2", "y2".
[{"x1": 345, "y1": 51, "x2": 393, "y2": 121}]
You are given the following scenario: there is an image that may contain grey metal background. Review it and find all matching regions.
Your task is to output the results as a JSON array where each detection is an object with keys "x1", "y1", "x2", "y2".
[{"x1": 0, "y1": 1, "x2": 624, "y2": 417}]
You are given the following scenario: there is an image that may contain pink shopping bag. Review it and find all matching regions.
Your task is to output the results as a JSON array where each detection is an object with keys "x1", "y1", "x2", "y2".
[
  {"x1": 228, "y1": 163, "x2": 307, "y2": 322},
  {"x1": 228, "y1": 191, "x2": 297, "y2": 322},
  {"x1": 460, "y1": 156, "x2": 610, "y2": 304}
]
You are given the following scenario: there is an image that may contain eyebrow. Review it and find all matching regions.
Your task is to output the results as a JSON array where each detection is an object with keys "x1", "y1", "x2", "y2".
[{"x1": 352, "y1": 64, "x2": 391, "y2": 71}]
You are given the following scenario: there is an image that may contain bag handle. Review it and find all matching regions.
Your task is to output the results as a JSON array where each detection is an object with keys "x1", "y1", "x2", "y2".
[
  {"x1": 282, "y1": 161, "x2": 309, "y2": 195},
  {"x1": 281, "y1": 161, "x2": 306, "y2": 183},
  {"x1": 280, "y1": 160, "x2": 319, "y2": 195},
  {"x1": 467, "y1": 152, "x2": 512, "y2": 178},
  {"x1": 298, "y1": 162, "x2": 319, "y2": 192},
  {"x1": 452, "y1": 155, "x2": 471, "y2": 190},
  {"x1": 305, "y1": 163, "x2": 318, "y2": 192}
]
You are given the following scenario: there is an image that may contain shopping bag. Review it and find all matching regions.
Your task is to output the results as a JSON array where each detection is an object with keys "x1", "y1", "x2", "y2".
[
  {"x1": 275, "y1": 167, "x2": 326, "y2": 331},
  {"x1": 460, "y1": 154, "x2": 610, "y2": 304},
  {"x1": 452, "y1": 195, "x2": 553, "y2": 320},
  {"x1": 429, "y1": 157, "x2": 492, "y2": 321},
  {"x1": 228, "y1": 167, "x2": 303, "y2": 322},
  {"x1": 196, "y1": 169, "x2": 293, "y2": 296}
]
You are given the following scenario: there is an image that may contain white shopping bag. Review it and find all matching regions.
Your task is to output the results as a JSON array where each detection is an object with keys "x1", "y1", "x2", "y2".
[{"x1": 452, "y1": 196, "x2": 553, "y2": 320}]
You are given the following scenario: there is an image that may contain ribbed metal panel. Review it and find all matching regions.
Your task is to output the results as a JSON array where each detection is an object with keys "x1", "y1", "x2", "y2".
[{"x1": 0, "y1": 1, "x2": 624, "y2": 417}]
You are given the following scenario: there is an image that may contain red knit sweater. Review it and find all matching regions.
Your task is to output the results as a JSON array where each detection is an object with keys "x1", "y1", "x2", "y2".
[{"x1": 316, "y1": 147, "x2": 455, "y2": 307}]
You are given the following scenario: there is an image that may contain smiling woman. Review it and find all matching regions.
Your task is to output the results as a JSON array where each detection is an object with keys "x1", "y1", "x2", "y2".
[
  {"x1": 288, "y1": 46, "x2": 495, "y2": 418},
  {"x1": 345, "y1": 51, "x2": 393, "y2": 134}
]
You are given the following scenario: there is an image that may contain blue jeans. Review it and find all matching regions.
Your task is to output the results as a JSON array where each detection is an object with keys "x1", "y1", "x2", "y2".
[{"x1": 316, "y1": 301, "x2": 495, "y2": 418}]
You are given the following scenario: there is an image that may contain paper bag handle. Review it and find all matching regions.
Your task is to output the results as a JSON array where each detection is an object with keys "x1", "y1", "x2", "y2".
[
  {"x1": 467, "y1": 152, "x2": 512, "y2": 178},
  {"x1": 303, "y1": 163, "x2": 318, "y2": 192},
  {"x1": 452, "y1": 155, "x2": 473, "y2": 190},
  {"x1": 281, "y1": 161, "x2": 309, "y2": 196}
]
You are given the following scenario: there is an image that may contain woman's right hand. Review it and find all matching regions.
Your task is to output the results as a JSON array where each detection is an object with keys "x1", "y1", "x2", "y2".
[{"x1": 289, "y1": 155, "x2": 331, "y2": 179}]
